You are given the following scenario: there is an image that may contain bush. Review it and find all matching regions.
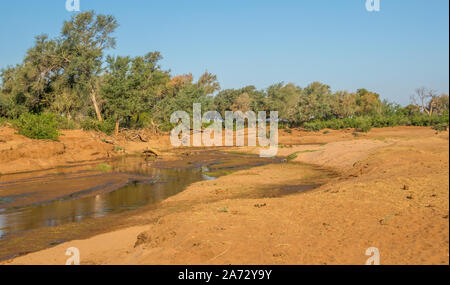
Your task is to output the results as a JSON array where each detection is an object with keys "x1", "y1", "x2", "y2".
[
  {"x1": 303, "y1": 121, "x2": 324, "y2": 132},
  {"x1": 56, "y1": 116, "x2": 79, "y2": 130},
  {"x1": 94, "y1": 163, "x2": 113, "y2": 172},
  {"x1": 158, "y1": 121, "x2": 177, "y2": 132},
  {"x1": 357, "y1": 120, "x2": 372, "y2": 132},
  {"x1": 302, "y1": 113, "x2": 450, "y2": 132},
  {"x1": 81, "y1": 118, "x2": 115, "y2": 135},
  {"x1": 128, "y1": 112, "x2": 152, "y2": 129},
  {"x1": 432, "y1": 123, "x2": 449, "y2": 132},
  {"x1": 278, "y1": 121, "x2": 290, "y2": 129},
  {"x1": 14, "y1": 113, "x2": 60, "y2": 140}
]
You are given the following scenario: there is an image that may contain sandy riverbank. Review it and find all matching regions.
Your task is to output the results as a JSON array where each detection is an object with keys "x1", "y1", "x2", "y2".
[
  {"x1": 0, "y1": 126, "x2": 171, "y2": 175},
  {"x1": 1, "y1": 126, "x2": 449, "y2": 265}
]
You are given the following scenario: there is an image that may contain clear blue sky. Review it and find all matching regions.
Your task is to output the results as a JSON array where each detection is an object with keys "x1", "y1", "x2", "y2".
[{"x1": 0, "y1": 0, "x2": 448, "y2": 105}]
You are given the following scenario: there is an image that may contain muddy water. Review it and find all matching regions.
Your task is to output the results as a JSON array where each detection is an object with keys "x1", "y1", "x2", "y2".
[{"x1": 0, "y1": 152, "x2": 276, "y2": 239}]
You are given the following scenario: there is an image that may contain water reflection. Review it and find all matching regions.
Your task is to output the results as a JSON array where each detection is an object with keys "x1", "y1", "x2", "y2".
[{"x1": 0, "y1": 159, "x2": 210, "y2": 239}]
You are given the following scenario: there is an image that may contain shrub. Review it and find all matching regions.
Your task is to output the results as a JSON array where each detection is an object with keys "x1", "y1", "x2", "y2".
[
  {"x1": 278, "y1": 121, "x2": 289, "y2": 129},
  {"x1": 94, "y1": 163, "x2": 113, "y2": 172},
  {"x1": 432, "y1": 123, "x2": 449, "y2": 132},
  {"x1": 56, "y1": 116, "x2": 78, "y2": 130},
  {"x1": 301, "y1": 113, "x2": 449, "y2": 132},
  {"x1": 14, "y1": 113, "x2": 60, "y2": 140},
  {"x1": 0, "y1": 117, "x2": 7, "y2": 127},
  {"x1": 81, "y1": 118, "x2": 100, "y2": 131},
  {"x1": 158, "y1": 121, "x2": 177, "y2": 132},
  {"x1": 129, "y1": 112, "x2": 152, "y2": 129},
  {"x1": 303, "y1": 121, "x2": 324, "y2": 132},
  {"x1": 357, "y1": 120, "x2": 372, "y2": 132},
  {"x1": 81, "y1": 118, "x2": 115, "y2": 135}
]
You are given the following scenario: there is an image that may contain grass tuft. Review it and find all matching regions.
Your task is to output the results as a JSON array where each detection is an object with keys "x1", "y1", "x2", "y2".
[{"x1": 94, "y1": 163, "x2": 113, "y2": 172}]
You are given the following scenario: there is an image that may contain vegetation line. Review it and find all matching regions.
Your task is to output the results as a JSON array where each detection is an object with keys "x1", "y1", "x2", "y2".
[{"x1": 0, "y1": 11, "x2": 448, "y2": 141}]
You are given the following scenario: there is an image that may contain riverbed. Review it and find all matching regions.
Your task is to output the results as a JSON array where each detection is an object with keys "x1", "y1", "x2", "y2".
[{"x1": 0, "y1": 150, "x2": 285, "y2": 259}]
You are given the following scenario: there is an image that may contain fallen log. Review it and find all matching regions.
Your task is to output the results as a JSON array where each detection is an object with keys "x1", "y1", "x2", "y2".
[{"x1": 142, "y1": 148, "x2": 159, "y2": 157}]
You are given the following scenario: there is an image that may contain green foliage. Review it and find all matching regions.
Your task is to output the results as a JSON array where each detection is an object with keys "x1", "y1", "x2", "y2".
[
  {"x1": 432, "y1": 123, "x2": 449, "y2": 132},
  {"x1": 158, "y1": 121, "x2": 177, "y2": 132},
  {"x1": 278, "y1": 121, "x2": 290, "y2": 129},
  {"x1": 81, "y1": 118, "x2": 115, "y2": 135},
  {"x1": 0, "y1": 11, "x2": 449, "y2": 136},
  {"x1": 114, "y1": 145, "x2": 126, "y2": 152},
  {"x1": 101, "y1": 53, "x2": 170, "y2": 132},
  {"x1": 357, "y1": 120, "x2": 372, "y2": 133},
  {"x1": 94, "y1": 163, "x2": 113, "y2": 172},
  {"x1": 126, "y1": 112, "x2": 152, "y2": 129},
  {"x1": 0, "y1": 11, "x2": 119, "y2": 121},
  {"x1": 286, "y1": 151, "x2": 317, "y2": 162},
  {"x1": 0, "y1": 117, "x2": 7, "y2": 127},
  {"x1": 56, "y1": 116, "x2": 78, "y2": 130},
  {"x1": 303, "y1": 112, "x2": 449, "y2": 132},
  {"x1": 214, "y1": 85, "x2": 266, "y2": 117},
  {"x1": 297, "y1": 82, "x2": 333, "y2": 122},
  {"x1": 14, "y1": 113, "x2": 60, "y2": 140},
  {"x1": 267, "y1": 83, "x2": 301, "y2": 121},
  {"x1": 287, "y1": 151, "x2": 300, "y2": 162}
]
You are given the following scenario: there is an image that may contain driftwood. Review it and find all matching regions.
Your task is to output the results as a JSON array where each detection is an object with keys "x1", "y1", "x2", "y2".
[
  {"x1": 142, "y1": 148, "x2": 159, "y2": 158},
  {"x1": 121, "y1": 129, "x2": 151, "y2": 142},
  {"x1": 135, "y1": 134, "x2": 148, "y2": 142}
]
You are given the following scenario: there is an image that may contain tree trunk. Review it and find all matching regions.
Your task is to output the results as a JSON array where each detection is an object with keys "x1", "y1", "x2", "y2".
[
  {"x1": 115, "y1": 118, "x2": 121, "y2": 137},
  {"x1": 90, "y1": 89, "x2": 103, "y2": 122}
]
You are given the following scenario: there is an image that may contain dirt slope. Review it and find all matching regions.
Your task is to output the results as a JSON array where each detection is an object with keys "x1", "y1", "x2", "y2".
[{"x1": 0, "y1": 126, "x2": 171, "y2": 175}]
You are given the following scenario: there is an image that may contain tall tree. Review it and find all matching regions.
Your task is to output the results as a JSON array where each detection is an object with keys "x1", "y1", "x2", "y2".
[
  {"x1": 59, "y1": 11, "x2": 118, "y2": 121},
  {"x1": 267, "y1": 83, "x2": 301, "y2": 122},
  {"x1": 356, "y1": 88, "x2": 382, "y2": 115},
  {"x1": 214, "y1": 86, "x2": 266, "y2": 117},
  {"x1": 102, "y1": 56, "x2": 134, "y2": 136},
  {"x1": 297, "y1": 82, "x2": 333, "y2": 122},
  {"x1": 331, "y1": 91, "x2": 358, "y2": 119},
  {"x1": 231, "y1": 92, "x2": 252, "y2": 113},
  {"x1": 102, "y1": 53, "x2": 170, "y2": 135},
  {"x1": 197, "y1": 72, "x2": 220, "y2": 95},
  {"x1": 0, "y1": 35, "x2": 62, "y2": 116}
]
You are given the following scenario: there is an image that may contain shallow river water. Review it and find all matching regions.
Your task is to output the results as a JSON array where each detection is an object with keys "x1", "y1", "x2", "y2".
[{"x1": 0, "y1": 152, "x2": 274, "y2": 239}]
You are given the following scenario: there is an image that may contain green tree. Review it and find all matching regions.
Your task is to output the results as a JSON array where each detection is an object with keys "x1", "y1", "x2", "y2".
[
  {"x1": 196, "y1": 72, "x2": 220, "y2": 96},
  {"x1": 0, "y1": 34, "x2": 61, "y2": 117},
  {"x1": 214, "y1": 88, "x2": 241, "y2": 116},
  {"x1": 102, "y1": 53, "x2": 171, "y2": 135},
  {"x1": 267, "y1": 83, "x2": 301, "y2": 122},
  {"x1": 153, "y1": 74, "x2": 216, "y2": 125},
  {"x1": 356, "y1": 88, "x2": 382, "y2": 115},
  {"x1": 214, "y1": 85, "x2": 266, "y2": 117},
  {"x1": 331, "y1": 91, "x2": 358, "y2": 119},
  {"x1": 434, "y1": 93, "x2": 449, "y2": 115},
  {"x1": 231, "y1": 92, "x2": 252, "y2": 112},
  {"x1": 59, "y1": 11, "x2": 118, "y2": 122},
  {"x1": 0, "y1": 11, "x2": 118, "y2": 123},
  {"x1": 297, "y1": 82, "x2": 333, "y2": 123}
]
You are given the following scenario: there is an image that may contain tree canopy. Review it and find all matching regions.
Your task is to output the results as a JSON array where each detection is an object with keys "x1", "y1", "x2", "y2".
[{"x1": 1, "y1": 11, "x2": 448, "y2": 136}]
